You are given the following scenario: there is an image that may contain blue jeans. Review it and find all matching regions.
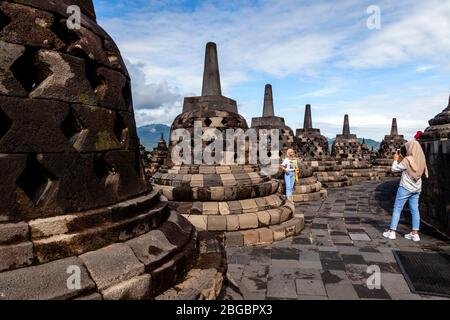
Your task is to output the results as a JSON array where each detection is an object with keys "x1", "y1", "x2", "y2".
[
  {"x1": 285, "y1": 172, "x2": 295, "y2": 197},
  {"x1": 390, "y1": 186, "x2": 421, "y2": 231}
]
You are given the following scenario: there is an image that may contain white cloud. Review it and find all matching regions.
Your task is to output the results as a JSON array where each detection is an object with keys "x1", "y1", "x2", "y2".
[
  {"x1": 342, "y1": 0, "x2": 450, "y2": 69},
  {"x1": 299, "y1": 87, "x2": 340, "y2": 98}
]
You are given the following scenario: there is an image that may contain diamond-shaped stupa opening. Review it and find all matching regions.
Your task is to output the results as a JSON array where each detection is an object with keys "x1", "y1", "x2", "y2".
[
  {"x1": 114, "y1": 113, "x2": 128, "y2": 144},
  {"x1": 0, "y1": 8, "x2": 11, "y2": 32},
  {"x1": 61, "y1": 107, "x2": 83, "y2": 145},
  {"x1": 16, "y1": 155, "x2": 55, "y2": 206},
  {"x1": 93, "y1": 154, "x2": 115, "y2": 179},
  {"x1": 10, "y1": 48, "x2": 51, "y2": 92},
  {"x1": 0, "y1": 107, "x2": 12, "y2": 141}
]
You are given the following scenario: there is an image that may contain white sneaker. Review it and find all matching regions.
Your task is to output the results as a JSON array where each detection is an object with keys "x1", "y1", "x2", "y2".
[
  {"x1": 405, "y1": 233, "x2": 420, "y2": 242},
  {"x1": 383, "y1": 230, "x2": 396, "y2": 240}
]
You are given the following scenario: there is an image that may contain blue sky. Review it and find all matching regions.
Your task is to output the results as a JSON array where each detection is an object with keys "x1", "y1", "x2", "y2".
[{"x1": 94, "y1": 0, "x2": 450, "y2": 141}]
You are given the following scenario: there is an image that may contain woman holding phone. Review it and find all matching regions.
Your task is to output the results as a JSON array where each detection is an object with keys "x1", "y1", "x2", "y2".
[{"x1": 383, "y1": 139, "x2": 429, "y2": 242}]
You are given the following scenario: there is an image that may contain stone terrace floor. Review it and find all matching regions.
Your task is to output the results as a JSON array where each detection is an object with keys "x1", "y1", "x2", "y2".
[{"x1": 224, "y1": 179, "x2": 450, "y2": 300}]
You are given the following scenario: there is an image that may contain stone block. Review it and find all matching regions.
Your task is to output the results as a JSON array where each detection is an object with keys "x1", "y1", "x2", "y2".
[
  {"x1": 242, "y1": 230, "x2": 259, "y2": 246},
  {"x1": 80, "y1": 243, "x2": 144, "y2": 290},
  {"x1": 0, "y1": 257, "x2": 95, "y2": 300},
  {"x1": 258, "y1": 228, "x2": 273, "y2": 244},
  {"x1": 256, "y1": 211, "x2": 271, "y2": 227},
  {"x1": 0, "y1": 222, "x2": 29, "y2": 244},
  {"x1": 207, "y1": 215, "x2": 227, "y2": 231},
  {"x1": 0, "y1": 41, "x2": 26, "y2": 96},
  {"x1": 210, "y1": 187, "x2": 225, "y2": 201},
  {"x1": 218, "y1": 202, "x2": 230, "y2": 215},
  {"x1": 268, "y1": 209, "x2": 281, "y2": 225},
  {"x1": 102, "y1": 274, "x2": 151, "y2": 300},
  {"x1": 203, "y1": 202, "x2": 219, "y2": 215},
  {"x1": 186, "y1": 215, "x2": 207, "y2": 231},
  {"x1": 226, "y1": 215, "x2": 239, "y2": 231},
  {"x1": 0, "y1": 242, "x2": 33, "y2": 271},
  {"x1": 238, "y1": 213, "x2": 258, "y2": 230},
  {"x1": 127, "y1": 230, "x2": 176, "y2": 269},
  {"x1": 225, "y1": 232, "x2": 244, "y2": 247}
]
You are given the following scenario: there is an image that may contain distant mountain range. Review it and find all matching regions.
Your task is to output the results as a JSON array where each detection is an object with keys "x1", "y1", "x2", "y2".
[
  {"x1": 137, "y1": 124, "x2": 170, "y2": 150},
  {"x1": 137, "y1": 124, "x2": 381, "y2": 152},
  {"x1": 326, "y1": 138, "x2": 380, "y2": 151}
]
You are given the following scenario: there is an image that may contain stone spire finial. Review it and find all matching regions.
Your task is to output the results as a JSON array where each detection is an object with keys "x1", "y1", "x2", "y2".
[
  {"x1": 446, "y1": 94, "x2": 450, "y2": 110},
  {"x1": 262, "y1": 84, "x2": 275, "y2": 117},
  {"x1": 201, "y1": 42, "x2": 222, "y2": 96},
  {"x1": 160, "y1": 132, "x2": 165, "y2": 141},
  {"x1": 390, "y1": 118, "x2": 398, "y2": 136},
  {"x1": 304, "y1": 104, "x2": 313, "y2": 130},
  {"x1": 343, "y1": 114, "x2": 350, "y2": 135}
]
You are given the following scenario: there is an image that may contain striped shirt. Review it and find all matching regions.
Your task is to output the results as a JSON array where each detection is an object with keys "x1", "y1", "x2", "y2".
[{"x1": 392, "y1": 161, "x2": 422, "y2": 193}]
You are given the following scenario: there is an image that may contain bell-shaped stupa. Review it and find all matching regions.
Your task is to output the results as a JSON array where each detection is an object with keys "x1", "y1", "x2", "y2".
[
  {"x1": 296, "y1": 105, "x2": 351, "y2": 188},
  {"x1": 373, "y1": 118, "x2": 407, "y2": 177},
  {"x1": 420, "y1": 94, "x2": 450, "y2": 237},
  {"x1": 152, "y1": 43, "x2": 304, "y2": 247},
  {"x1": 0, "y1": 0, "x2": 225, "y2": 300},
  {"x1": 331, "y1": 115, "x2": 379, "y2": 182}
]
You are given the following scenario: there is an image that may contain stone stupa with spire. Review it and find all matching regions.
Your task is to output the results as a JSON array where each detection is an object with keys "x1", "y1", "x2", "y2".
[
  {"x1": 296, "y1": 105, "x2": 351, "y2": 188},
  {"x1": 331, "y1": 115, "x2": 379, "y2": 182},
  {"x1": 152, "y1": 43, "x2": 304, "y2": 248},
  {"x1": 147, "y1": 133, "x2": 169, "y2": 177},
  {"x1": 373, "y1": 118, "x2": 407, "y2": 177},
  {"x1": 250, "y1": 87, "x2": 326, "y2": 202},
  {"x1": 420, "y1": 94, "x2": 450, "y2": 237},
  {"x1": 251, "y1": 84, "x2": 295, "y2": 158}
]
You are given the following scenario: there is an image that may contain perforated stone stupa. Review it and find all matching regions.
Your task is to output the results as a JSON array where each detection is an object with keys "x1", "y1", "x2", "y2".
[
  {"x1": 250, "y1": 88, "x2": 325, "y2": 202},
  {"x1": 331, "y1": 115, "x2": 379, "y2": 182},
  {"x1": 147, "y1": 133, "x2": 169, "y2": 177},
  {"x1": 251, "y1": 84, "x2": 295, "y2": 158},
  {"x1": 373, "y1": 118, "x2": 406, "y2": 177},
  {"x1": 152, "y1": 43, "x2": 304, "y2": 248},
  {"x1": 296, "y1": 105, "x2": 351, "y2": 188},
  {"x1": 420, "y1": 94, "x2": 450, "y2": 237},
  {"x1": 0, "y1": 0, "x2": 225, "y2": 300}
]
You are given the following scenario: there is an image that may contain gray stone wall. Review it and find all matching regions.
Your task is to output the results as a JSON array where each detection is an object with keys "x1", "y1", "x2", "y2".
[{"x1": 420, "y1": 140, "x2": 450, "y2": 236}]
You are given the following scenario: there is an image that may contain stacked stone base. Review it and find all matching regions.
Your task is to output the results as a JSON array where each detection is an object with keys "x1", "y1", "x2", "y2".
[
  {"x1": 0, "y1": 191, "x2": 226, "y2": 300},
  {"x1": 341, "y1": 160, "x2": 380, "y2": 183},
  {"x1": 303, "y1": 160, "x2": 352, "y2": 188},
  {"x1": 153, "y1": 165, "x2": 304, "y2": 247},
  {"x1": 372, "y1": 158, "x2": 399, "y2": 178},
  {"x1": 279, "y1": 165, "x2": 328, "y2": 203}
]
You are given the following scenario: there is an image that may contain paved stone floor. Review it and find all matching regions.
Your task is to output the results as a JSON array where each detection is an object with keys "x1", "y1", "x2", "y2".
[{"x1": 225, "y1": 179, "x2": 450, "y2": 300}]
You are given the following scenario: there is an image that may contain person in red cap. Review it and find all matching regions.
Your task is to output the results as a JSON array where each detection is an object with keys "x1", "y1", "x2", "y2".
[{"x1": 414, "y1": 131, "x2": 423, "y2": 140}]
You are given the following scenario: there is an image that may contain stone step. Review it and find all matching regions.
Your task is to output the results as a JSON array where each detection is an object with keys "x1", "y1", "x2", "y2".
[
  {"x1": 0, "y1": 212, "x2": 201, "y2": 300},
  {"x1": 169, "y1": 194, "x2": 288, "y2": 215},
  {"x1": 222, "y1": 214, "x2": 305, "y2": 247},
  {"x1": 182, "y1": 202, "x2": 294, "y2": 232},
  {"x1": 155, "y1": 179, "x2": 279, "y2": 202},
  {"x1": 155, "y1": 232, "x2": 227, "y2": 300},
  {"x1": 292, "y1": 189, "x2": 328, "y2": 202}
]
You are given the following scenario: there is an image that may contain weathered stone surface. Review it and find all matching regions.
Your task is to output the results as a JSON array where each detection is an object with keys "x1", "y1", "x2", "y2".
[
  {"x1": 0, "y1": 257, "x2": 95, "y2": 300},
  {"x1": 0, "y1": 2, "x2": 64, "y2": 49},
  {"x1": 30, "y1": 50, "x2": 97, "y2": 104},
  {"x1": 80, "y1": 243, "x2": 145, "y2": 290},
  {"x1": 127, "y1": 230, "x2": 177, "y2": 270},
  {"x1": 0, "y1": 222, "x2": 29, "y2": 244},
  {"x1": 238, "y1": 213, "x2": 259, "y2": 230},
  {"x1": 102, "y1": 274, "x2": 151, "y2": 300},
  {"x1": 0, "y1": 41, "x2": 26, "y2": 96},
  {"x1": 0, "y1": 242, "x2": 33, "y2": 271}
]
